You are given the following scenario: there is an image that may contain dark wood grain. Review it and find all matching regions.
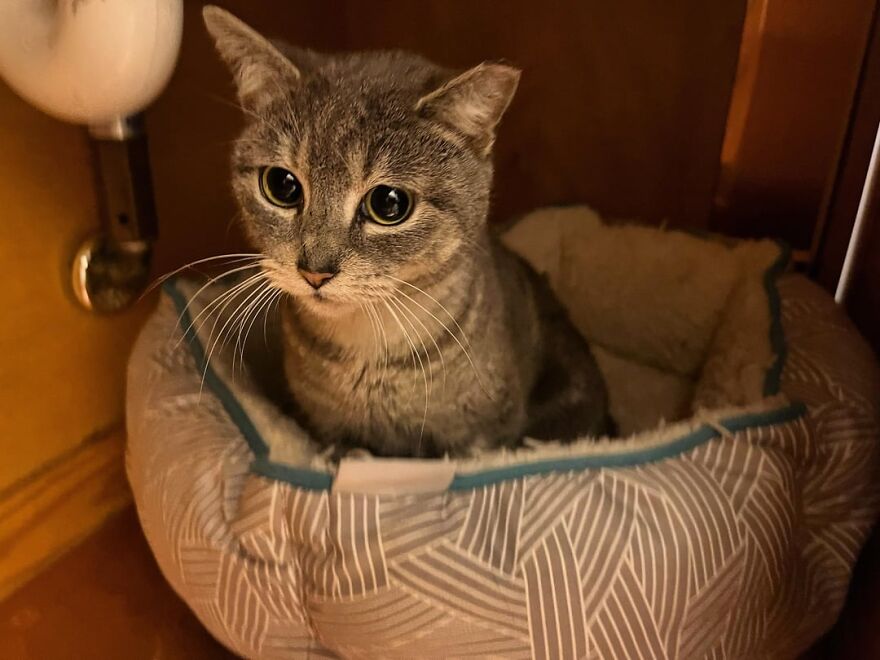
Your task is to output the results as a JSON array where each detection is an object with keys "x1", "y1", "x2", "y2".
[{"x1": 710, "y1": 0, "x2": 875, "y2": 252}]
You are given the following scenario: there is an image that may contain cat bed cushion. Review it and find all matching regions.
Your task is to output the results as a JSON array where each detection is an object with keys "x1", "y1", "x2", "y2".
[{"x1": 127, "y1": 207, "x2": 880, "y2": 659}]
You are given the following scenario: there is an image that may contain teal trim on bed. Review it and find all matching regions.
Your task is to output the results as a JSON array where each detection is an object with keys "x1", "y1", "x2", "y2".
[
  {"x1": 448, "y1": 402, "x2": 807, "y2": 490},
  {"x1": 164, "y1": 237, "x2": 801, "y2": 492},
  {"x1": 251, "y1": 456, "x2": 334, "y2": 490},
  {"x1": 163, "y1": 280, "x2": 271, "y2": 458},
  {"x1": 763, "y1": 240, "x2": 792, "y2": 396}
]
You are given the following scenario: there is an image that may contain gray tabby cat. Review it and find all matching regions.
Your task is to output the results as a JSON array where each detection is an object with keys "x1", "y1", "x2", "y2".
[{"x1": 204, "y1": 6, "x2": 612, "y2": 458}]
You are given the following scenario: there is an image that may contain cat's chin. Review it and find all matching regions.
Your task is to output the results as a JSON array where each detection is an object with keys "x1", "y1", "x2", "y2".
[{"x1": 292, "y1": 290, "x2": 355, "y2": 318}]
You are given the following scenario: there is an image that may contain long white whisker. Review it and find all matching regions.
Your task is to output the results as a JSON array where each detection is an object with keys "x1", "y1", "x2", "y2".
[
  {"x1": 367, "y1": 301, "x2": 390, "y2": 391},
  {"x1": 181, "y1": 270, "x2": 265, "y2": 345},
  {"x1": 391, "y1": 289, "x2": 447, "y2": 392},
  {"x1": 174, "y1": 275, "x2": 262, "y2": 357},
  {"x1": 233, "y1": 282, "x2": 273, "y2": 356},
  {"x1": 146, "y1": 253, "x2": 262, "y2": 298},
  {"x1": 385, "y1": 274, "x2": 474, "y2": 349},
  {"x1": 386, "y1": 280, "x2": 489, "y2": 397},
  {"x1": 200, "y1": 278, "x2": 268, "y2": 392},
  {"x1": 173, "y1": 262, "x2": 264, "y2": 336},
  {"x1": 233, "y1": 283, "x2": 275, "y2": 373},
  {"x1": 381, "y1": 299, "x2": 416, "y2": 389},
  {"x1": 262, "y1": 288, "x2": 284, "y2": 349},
  {"x1": 383, "y1": 298, "x2": 429, "y2": 448},
  {"x1": 388, "y1": 294, "x2": 433, "y2": 396},
  {"x1": 236, "y1": 285, "x2": 279, "y2": 372},
  {"x1": 216, "y1": 280, "x2": 269, "y2": 357},
  {"x1": 360, "y1": 303, "x2": 381, "y2": 366}
]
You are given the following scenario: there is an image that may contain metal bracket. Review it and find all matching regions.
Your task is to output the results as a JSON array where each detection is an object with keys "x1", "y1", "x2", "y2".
[{"x1": 72, "y1": 115, "x2": 157, "y2": 313}]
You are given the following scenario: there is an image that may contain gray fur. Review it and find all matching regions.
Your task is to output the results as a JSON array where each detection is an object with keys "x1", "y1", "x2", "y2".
[{"x1": 204, "y1": 6, "x2": 612, "y2": 458}]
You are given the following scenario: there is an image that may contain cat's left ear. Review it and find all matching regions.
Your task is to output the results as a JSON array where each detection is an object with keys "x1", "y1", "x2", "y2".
[
  {"x1": 203, "y1": 6, "x2": 301, "y2": 112},
  {"x1": 416, "y1": 62, "x2": 521, "y2": 156}
]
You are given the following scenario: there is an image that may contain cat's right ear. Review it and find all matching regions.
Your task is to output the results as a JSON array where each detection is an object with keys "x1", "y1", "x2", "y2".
[
  {"x1": 203, "y1": 6, "x2": 300, "y2": 112},
  {"x1": 416, "y1": 62, "x2": 520, "y2": 157}
]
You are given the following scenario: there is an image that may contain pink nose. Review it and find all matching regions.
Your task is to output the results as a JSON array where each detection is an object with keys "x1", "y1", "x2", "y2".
[{"x1": 298, "y1": 268, "x2": 336, "y2": 289}]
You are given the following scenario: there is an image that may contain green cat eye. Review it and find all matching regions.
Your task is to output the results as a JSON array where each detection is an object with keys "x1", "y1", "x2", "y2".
[
  {"x1": 260, "y1": 166, "x2": 303, "y2": 208},
  {"x1": 361, "y1": 185, "x2": 413, "y2": 226}
]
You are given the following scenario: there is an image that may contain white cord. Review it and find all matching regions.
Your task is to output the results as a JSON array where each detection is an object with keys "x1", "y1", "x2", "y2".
[{"x1": 835, "y1": 119, "x2": 880, "y2": 303}]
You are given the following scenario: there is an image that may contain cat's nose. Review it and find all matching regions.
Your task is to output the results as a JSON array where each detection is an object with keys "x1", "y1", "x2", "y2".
[{"x1": 297, "y1": 268, "x2": 337, "y2": 289}]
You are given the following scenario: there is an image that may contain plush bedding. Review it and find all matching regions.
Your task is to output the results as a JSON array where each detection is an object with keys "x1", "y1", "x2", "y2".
[{"x1": 127, "y1": 207, "x2": 880, "y2": 658}]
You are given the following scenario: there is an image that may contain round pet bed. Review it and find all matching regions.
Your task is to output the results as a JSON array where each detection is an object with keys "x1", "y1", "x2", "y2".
[{"x1": 127, "y1": 207, "x2": 880, "y2": 659}]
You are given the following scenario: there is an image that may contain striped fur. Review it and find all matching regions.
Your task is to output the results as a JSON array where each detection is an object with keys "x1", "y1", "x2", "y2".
[{"x1": 203, "y1": 7, "x2": 611, "y2": 457}]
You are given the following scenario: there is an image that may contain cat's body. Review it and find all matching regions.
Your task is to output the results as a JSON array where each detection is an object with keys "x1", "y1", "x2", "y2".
[
  {"x1": 282, "y1": 233, "x2": 610, "y2": 457},
  {"x1": 204, "y1": 7, "x2": 611, "y2": 457}
]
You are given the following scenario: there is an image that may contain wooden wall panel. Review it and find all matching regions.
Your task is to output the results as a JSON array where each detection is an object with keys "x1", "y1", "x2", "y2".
[
  {"x1": 816, "y1": 8, "x2": 880, "y2": 297},
  {"x1": 0, "y1": 429, "x2": 129, "y2": 600},
  {"x1": 146, "y1": 0, "x2": 747, "y2": 279},
  {"x1": 0, "y1": 79, "x2": 147, "y2": 595},
  {"x1": 711, "y1": 0, "x2": 875, "y2": 254},
  {"x1": 0, "y1": 85, "x2": 148, "y2": 492}
]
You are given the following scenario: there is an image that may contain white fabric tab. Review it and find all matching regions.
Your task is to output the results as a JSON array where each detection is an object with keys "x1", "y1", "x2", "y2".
[{"x1": 333, "y1": 459, "x2": 456, "y2": 495}]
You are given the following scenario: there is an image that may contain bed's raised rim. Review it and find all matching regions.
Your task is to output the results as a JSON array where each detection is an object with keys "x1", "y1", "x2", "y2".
[{"x1": 160, "y1": 239, "x2": 801, "y2": 492}]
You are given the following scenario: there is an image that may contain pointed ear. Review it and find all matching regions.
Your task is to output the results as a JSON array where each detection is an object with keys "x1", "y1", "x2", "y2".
[
  {"x1": 416, "y1": 62, "x2": 520, "y2": 155},
  {"x1": 203, "y1": 5, "x2": 300, "y2": 112}
]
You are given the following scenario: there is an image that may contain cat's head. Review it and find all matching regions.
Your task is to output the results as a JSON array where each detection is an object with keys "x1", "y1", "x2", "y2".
[{"x1": 203, "y1": 6, "x2": 519, "y2": 312}]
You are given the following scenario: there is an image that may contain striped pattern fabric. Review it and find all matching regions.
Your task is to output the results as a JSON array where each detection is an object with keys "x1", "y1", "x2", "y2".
[{"x1": 127, "y1": 274, "x2": 880, "y2": 659}]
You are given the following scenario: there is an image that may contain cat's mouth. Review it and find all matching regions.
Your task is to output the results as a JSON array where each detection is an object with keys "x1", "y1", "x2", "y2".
[
  {"x1": 294, "y1": 287, "x2": 348, "y2": 315},
  {"x1": 285, "y1": 278, "x2": 362, "y2": 315},
  {"x1": 297, "y1": 288, "x2": 330, "y2": 305}
]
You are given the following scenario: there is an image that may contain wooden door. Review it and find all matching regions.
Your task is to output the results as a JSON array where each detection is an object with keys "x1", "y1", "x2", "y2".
[{"x1": 0, "y1": 85, "x2": 143, "y2": 599}]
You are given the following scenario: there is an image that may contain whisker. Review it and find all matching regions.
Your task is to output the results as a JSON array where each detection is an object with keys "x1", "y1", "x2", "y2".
[
  {"x1": 200, "y1": 278, "x2": 269, "y2": 392},
  {"x1": 224, "y1": 211, "x2": 243, "y2": 239},
  {"x1": 233, "y1": 283, "x2": 276, "y2": 373},
  {"x1": 391, "y1": 289, "x2": 447, "y2": 393},
  {"x1": 382, "y1": 298, "x2": 429, "y2": 448},
  {"x1": 358, "y1": 303, "x2": 385, "y2": 399},
  {"x1": 359, "y1": 303, "x2": 381, "y2": 366},
  {"x1": 183, "y1": 273, "x2": 266, "y2": 380},
  {"x1": 145, "y1": 253, "x2": 262, "y2": 299},
  {"x1": 385, "y1": 274, "x2": 474, "y2": 349},
  {"x1": 388, "y1": 293, "x2": 434, "y2": 396},
  {"x1": 262, "y1": 288, "x2": 285, "y2": 349},
  {"x1": 386, "y1": 278, "x2": 489, "y2": 398},
  {"x1": 367, "y1": 301, "x2": 390, "y2": 391},
  {"x1": 214, "y1": 280, "x2": 269, "y2": 358},
  {"x1": 236, "y1": 284, "x2": 280, "y2": 372},
  {"x1": 375, "y1": 303, "x2": 391, "y2": 383},
  {"x1": 171, "y1": 262, "x2": 265, "y2": 337},
  {"x1": 381, "y1": 299, "x2": 416, "y2": 389},
  {"x1": 180, "y1": 269, "x2": 266, "y2": 346}
]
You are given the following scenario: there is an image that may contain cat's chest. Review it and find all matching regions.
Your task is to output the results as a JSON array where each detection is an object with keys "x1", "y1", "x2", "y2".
[
  {"x1": 286, "y1": 342, "x2": 448, "y2": 410},
  {"x1": 281, "y1": 305, "x2": 461, "y2": 406},
  {"x1": 280, "y1": 302, "x2": 529, "y2": 450}
]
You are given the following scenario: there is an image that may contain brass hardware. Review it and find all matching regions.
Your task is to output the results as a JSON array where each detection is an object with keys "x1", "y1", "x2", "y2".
[{"x1": 71, "y1": 115, "x2": 158, "y2": 313}]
